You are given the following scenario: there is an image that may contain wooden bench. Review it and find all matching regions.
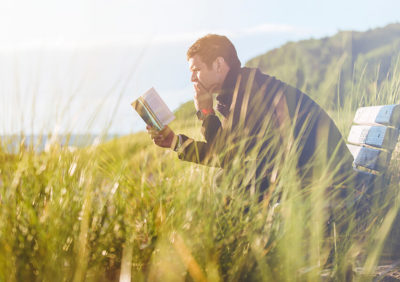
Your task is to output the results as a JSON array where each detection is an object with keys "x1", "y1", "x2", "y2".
[
  {"x1": 347, "y1": 104, "x2": 400, "y2": 176},
  {"x1": 317, "y1": 105, "x2": 400, "y2": 280},
  {"x1": 347, "y1": 104, "x2": 400, "y2": 279}
]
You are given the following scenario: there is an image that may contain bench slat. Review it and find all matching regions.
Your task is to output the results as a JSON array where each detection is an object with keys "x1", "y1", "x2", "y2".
[
  {"x1": 347, "y1": 125, "x2": 399, "y2": 150},
  {"x1": 347, "y1": 144, "x2": 390, "y2": 171},
  {"x1": 353, "y1": 104, "x2": 400, "y2": 128}
]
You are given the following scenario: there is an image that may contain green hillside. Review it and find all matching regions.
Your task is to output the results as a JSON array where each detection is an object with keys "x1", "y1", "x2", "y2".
[{"x1": 246, "y1": 23, "x2": 400, "y2": 109}]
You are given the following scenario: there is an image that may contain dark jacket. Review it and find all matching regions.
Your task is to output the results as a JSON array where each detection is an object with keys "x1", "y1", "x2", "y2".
[{"x1": 176, "y1": 67, "x2": 354, "y2": 189}]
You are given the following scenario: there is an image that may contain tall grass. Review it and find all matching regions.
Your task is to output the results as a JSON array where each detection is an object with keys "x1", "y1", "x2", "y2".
[{"x1": 1, "y1": 60, "x2": 400, "y2": 281}]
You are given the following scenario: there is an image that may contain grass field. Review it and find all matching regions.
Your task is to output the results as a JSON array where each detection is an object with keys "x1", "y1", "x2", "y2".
[{"x1": 1, "y1": 63, "x2": 400, "y2": 281}]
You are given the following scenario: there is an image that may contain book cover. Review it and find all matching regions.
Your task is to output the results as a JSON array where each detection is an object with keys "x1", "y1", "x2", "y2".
[{"x1": 131, "y1": 87, "x2": 175, "y2": 131}]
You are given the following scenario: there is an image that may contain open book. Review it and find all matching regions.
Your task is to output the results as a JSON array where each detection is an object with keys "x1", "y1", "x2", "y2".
[{"x1": 131, "y1": 87, "x2": 175, "y2": 131}]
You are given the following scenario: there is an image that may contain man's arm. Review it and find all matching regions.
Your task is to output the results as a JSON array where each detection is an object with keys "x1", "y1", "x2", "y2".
[
  {"x1": 175, "y1": 114, "x2": 222, "y2": 166},
  {"x1": 169, "y1": 79, "x2": 222, "y2": 165},
  {"x1": 146, "y1": 115, "x2": 223, "y2": 166},
  {"x1": 146, "y1": 80, "x2": 223, "y2": 166}
]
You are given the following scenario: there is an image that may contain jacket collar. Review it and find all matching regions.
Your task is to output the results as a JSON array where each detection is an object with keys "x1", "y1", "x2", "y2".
[{"x1": 216, "y1": 66, "x2": 241, "y2": 117}]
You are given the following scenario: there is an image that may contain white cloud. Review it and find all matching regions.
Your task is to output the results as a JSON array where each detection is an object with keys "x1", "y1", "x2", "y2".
[
  {"x1": 238, "y1": 23, "x2": 311, "y2": 36},
  {"x1": 0, "y1": 23, "x2": 313, "y2": 52},
  {"x1": 152, "y1": 23, "x2": 312, "y2": 45}
]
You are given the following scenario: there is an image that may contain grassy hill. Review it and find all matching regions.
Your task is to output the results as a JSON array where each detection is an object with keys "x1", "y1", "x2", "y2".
[{"x1": 246, "y1": 23, "x2": 400, "y2": 109}]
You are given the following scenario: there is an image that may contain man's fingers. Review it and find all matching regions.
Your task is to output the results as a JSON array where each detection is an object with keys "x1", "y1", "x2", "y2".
[
  {"x1": 150, "y1": 133, "x2": 162, "y2": 139},
  {"x1": 160, "y1": 126, "x2": 172, "y2": 136},
  {"x1": 193, "y1": 83, "x2": 210, "y2": 99},
  {"x1": 148, "y1": 128, "x2": 159, "y2": 136},
  {"x1": 152, "y1": 136, "x2": 167, "y2": 147},
  {"x1": 150, "y1": 130, "x2": 166, "y2": 141},
  {"x1": 147, "y1": 125, "x2": 174, "y2": 148},
  {"x1": 151, "y1": 135, "x2": 162, "y2": 143},
  {"x1": 147, "y1": 126, "x2": 159, "y2": 137},
  {"x1": 195, "y1": 81, "x2": 208, "y2": 92}
]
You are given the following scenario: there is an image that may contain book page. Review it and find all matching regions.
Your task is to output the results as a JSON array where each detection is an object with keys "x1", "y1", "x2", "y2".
[{"x1": 142, "y1": 88, "x2": 175, "y2": 126}]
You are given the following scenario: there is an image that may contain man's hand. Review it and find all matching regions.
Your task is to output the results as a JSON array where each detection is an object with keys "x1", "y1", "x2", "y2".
[
  {"x1": 194, "y1": 83, "x2": 213, "y2": 111},
  {"x1": 146, "y1": 125, "x2": 176, "y2": 149}
]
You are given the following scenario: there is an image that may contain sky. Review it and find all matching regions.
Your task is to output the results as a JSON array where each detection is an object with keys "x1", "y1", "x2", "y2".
[{"x1": 1, "y1": 0, "x2": 400, "y2": 135}]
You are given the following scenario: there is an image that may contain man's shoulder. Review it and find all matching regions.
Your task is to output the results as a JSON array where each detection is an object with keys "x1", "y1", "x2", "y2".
[
  {"x1": 239, "y1": 67, "x2": 292, "y2": 97},
  {"x1": 243, "y1": 68, "x2": 312, "y2": 97},
  {"x1": 240, "y1": 67, "x2": 286, "y2": 88},
  {"x1": 238, "y1": 67, "x2": 320, "y2": 106},
  {"x1": 240, "y1": 67, "x2": 271, "y2": 79},
  {"x1": 238, "y1": 67, "x2": 273, "y2": 89},
  {"x1": 239, "y1": 67, "x2": 321, "y2": 111}
]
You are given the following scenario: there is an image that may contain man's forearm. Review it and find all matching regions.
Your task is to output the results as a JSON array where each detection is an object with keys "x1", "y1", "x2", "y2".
[
  {"x1": 174, "y1": 134, "x2": 219, "y2": 166},
  {"x1": 172, "y1": 113, "x2": 222, "y2": 166}
]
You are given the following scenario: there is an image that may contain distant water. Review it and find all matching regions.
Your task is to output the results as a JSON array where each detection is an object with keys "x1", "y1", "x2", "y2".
[{"x1": 0, "y1": 134, "x2": 121, "y2": 153}]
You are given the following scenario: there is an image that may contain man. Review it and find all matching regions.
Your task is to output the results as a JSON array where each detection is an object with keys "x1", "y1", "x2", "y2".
[{"x1": 147, "y1": 34, "x2": 354, "y2": 193}]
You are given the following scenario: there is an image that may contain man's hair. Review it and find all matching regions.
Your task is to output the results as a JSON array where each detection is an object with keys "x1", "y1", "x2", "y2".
[{"x1": 187, "y1": 34, "x2": 241, "y2": 70}]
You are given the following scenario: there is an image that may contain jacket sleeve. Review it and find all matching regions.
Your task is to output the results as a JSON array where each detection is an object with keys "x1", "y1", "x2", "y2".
[{"x1": 176, "y1": 114, "x2": 222, "y2": 166}]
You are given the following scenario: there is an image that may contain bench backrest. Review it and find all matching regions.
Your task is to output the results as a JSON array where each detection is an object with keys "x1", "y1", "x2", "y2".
[{"x1": 346, "y1": 105, "x2": 400, "y2": 174}]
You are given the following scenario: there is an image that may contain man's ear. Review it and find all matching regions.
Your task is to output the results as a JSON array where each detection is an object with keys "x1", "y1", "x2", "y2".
[{"x1": 215, "y1": 57, "x2": 225, "y2": 72}]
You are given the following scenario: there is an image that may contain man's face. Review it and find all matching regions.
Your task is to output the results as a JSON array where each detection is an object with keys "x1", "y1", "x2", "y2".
[{"x1": 188, "y1": 55, "x2": 220, "y2": 93}]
